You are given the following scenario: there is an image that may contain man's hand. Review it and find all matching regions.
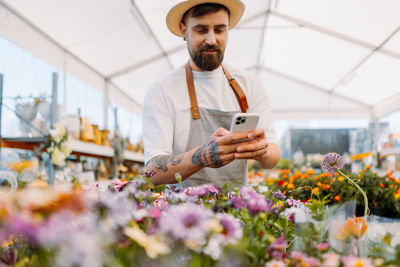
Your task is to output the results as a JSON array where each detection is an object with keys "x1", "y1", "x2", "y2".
[
  {"x1": 191, "y1": 127, "x2": 248, "y2": 168},
  {"x1": 233, "y1": 128, "x2": 269, "y2": 160}
]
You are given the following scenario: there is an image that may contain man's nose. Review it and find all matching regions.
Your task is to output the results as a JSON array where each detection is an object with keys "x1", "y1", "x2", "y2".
[{"x1": 205, "y1": 31, "x2": 217, "y2": 45}]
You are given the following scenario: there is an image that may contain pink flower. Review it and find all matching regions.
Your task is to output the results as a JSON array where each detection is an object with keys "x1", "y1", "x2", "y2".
[
  {"x1": 291, "y1": 251, "x2": 306, "y2": 261},
  {"x1": 315, "y1": 242, "x2": 329, "y2": 251},
  {"x1": 305, "y1": 256, "x2": 320, "y2": 267},
  {"x1": 342, "y1": 256, "x2": 373, "y2": 267},
  {"x1": 322, "y1": 253, "x2": 340, "y2": 267},
  {"x1": 265, "y1": 260, "x2": 287, "y2": 267}
]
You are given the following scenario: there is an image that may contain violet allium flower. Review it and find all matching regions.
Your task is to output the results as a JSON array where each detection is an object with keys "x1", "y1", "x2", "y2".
[
  {"x1": 159, "y1": 203, "x2": 213, "y2": 244},
  {"x1": 272, "y1": 190, "x2": 286, "y2": 200},
  {"x1": 240, "y1": 186, "x2": 274, "y2": 214},
  {"x1": 183, "y1": 184, "x2": 219, "y2": 197},
  {"x1": 267, "y1": 237, "x2": 289, "y2": 260},
  {"x1": 321, "y1": 153, "x2": 345, "y2": 173},
  {"x1": 216, "y1": 213, "x2": 243, "y2": 242}
]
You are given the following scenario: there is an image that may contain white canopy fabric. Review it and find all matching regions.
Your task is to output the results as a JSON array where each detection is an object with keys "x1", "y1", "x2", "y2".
[{"x1": 1, "y1": 0, "x2": 400, "y2": 121}]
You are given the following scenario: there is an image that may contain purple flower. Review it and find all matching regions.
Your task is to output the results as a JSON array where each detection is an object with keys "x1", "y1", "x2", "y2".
[
  {"x1": 240, "y1": 186, "x2": 274, "y2": 214},
  {"x1": 216, "y1": 213, "x2": 243, "y2": 242},
  {"x1": 272, "y1": 190, "x2": 286, "y2": 200},
  {"x1": 285, "y1": 198, "x2": 301, "y2": 207},
  {"x1": 183, "y1": 184, "x2": 219, "y2": 197},
  {"x1": 159, "y1": 203, "x2": 213, "y2": 244},
  {"x1": 228, "y1": 196, "x2": 246, "y2": 209},
  {"x1": 111, "y1": 179, "x2": 131, "y2": 192},
  {"x1": 267, "y1": 237, "x2": 289, "y2": 260},
  {"x1": 321, "y1": 153, "x2": 345, "y2": 173},
  {"x1": 6, "y1": 216, "x2": 40, "y2": 244}
]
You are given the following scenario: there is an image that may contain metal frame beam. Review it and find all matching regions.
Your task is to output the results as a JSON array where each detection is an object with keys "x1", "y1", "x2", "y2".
[
  {"x1": 0, "y1": 0, "x2": 141, "y2": 110},
  {"x1": 270, "y1": 11, "x2": 400, "y2": 61},
  {"x1": 330, "y1": 25, "x2": 400, "y2": 93},
  {"x1": 255, "y1": 1, "x2": 272, "y2": 72},
  {"x1": 108, "y1": 45, "x2": 186, "y2": 79},
  {"x1": 259, "y1": 66, "x2": 372, "y2": 109},
  {"x1": 130, "y1": 1, "x2": 174, "y2": 70}
]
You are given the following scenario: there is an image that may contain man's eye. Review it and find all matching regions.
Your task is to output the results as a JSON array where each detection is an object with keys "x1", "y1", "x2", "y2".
[
  {"x1": 196, "y1": 29, "x2": 207, "y2": 33},
  {"x1": 215, "y1": 28, "x2": 225, "y2": 33}
]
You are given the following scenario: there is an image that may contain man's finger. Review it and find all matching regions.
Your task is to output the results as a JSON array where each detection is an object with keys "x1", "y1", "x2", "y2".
[
  {"x1": 234, "y1": 147, "x2": 268, "y2": 159},
  {"x1": 218, "y1": 132, "x2": 248, "y2": 144},
  {"x1": 247, "y1": 128, "x2": 265, "y2": 138},
  {"x1": 236, "y1": 139, "x2": 268, "y2": 153}
]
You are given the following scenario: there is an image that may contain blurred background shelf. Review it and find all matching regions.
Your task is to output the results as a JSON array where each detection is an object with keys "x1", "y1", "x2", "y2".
[{"x1": 1, "y1": 137, "x2": 144, "y2": 163}]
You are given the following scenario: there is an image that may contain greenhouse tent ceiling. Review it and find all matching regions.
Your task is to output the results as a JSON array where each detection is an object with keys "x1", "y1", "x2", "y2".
[{"x1": 1, "y1": 0, "x2": 400, "y2": 120}]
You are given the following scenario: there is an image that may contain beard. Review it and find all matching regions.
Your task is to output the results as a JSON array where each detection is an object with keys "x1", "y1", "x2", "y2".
[{"x1": 188, "y1": 43, "x2": 225, "y2": 71}]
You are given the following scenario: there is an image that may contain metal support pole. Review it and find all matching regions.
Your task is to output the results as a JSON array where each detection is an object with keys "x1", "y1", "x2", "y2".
[
  {"x1": 50, "y1": 72, "x2": 58, "y2": 128},
  {"x1": 48, "y1": 72, "x2": 58, "y2": 186}
]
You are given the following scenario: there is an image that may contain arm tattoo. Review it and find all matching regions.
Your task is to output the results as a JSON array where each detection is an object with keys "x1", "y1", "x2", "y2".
[
  {"x1": 192, "y1": 139, "x2": 223, "y2": 168},
  {"x1": 146, "y1": 154, "x2": 184, "y2": 173}
]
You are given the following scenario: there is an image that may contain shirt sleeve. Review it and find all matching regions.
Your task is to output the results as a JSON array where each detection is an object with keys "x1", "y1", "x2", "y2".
[
  {"x1": 142, "y1": 82, "x2": 174, "y2": 164},
  {"x1": 249, "y1": 74, "x2": 278, "y2": 144}
]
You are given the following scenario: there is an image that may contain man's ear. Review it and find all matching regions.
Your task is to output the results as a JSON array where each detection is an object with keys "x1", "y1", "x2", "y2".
[{"x1": 178, "y1": 22, "x2": 186, "y2": 40}]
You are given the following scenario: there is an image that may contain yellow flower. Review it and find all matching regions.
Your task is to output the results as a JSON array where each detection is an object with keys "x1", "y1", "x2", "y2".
[
  {"x1": 338, "y1": 176, "x2": 345, "y2": 182},
  {"x1": 9, "y1": 160, "x2": 36, "y2": 174},
  {"x1": 124, "y1": 225, "x2": 170, "y2": 259}
]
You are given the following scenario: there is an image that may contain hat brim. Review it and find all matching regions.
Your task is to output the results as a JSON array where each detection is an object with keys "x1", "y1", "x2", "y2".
[{"x1": 166, "y1": 0, "x2": 245, "y2": 37}]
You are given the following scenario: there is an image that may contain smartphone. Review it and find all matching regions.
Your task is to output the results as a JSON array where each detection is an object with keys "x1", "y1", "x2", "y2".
[{"x1": 229, "y1": 113, "x2": 260, "y2": 143}]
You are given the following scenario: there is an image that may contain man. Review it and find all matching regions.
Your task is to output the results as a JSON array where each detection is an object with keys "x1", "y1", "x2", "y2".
[{"x1": 143, "y1": 0, "x2": 280, "y2": 187}]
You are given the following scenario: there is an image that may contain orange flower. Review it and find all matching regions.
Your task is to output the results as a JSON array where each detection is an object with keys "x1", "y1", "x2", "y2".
[
  {"x1": 312, "y1": 187, "x2": 319, "y2": 196},
  {"x1": 379, "y1": 183, "x2": 385, "y2": 188},
  {"x1": 306, "y1": 169, "x2": 315, "y2": 175},
  {"x1": 338, "y1": 176, "x2": 345, "y2": 182},
  {"x1": 334, "y1": 217, "x2": 367, "y2": 241},
  {"x1": 323, "y1": 184, "x2": 331, "y2": 190},
  {"x1": 386, "y1": 171, "x2": 394, "y2": 177},
  {"x1": 256, "y1": 172, "x2": 262, "y2": 177},
  {"x1": 365, "y1": 165, "x2": 371, "y2": 170},
  {"x1": 334, "y1": 195, "x2": 341, "y2": 201},
  {"x1": 316, "y1": 182, "x2": 323, "y2": 187},
  {"x1": 302, "y1": 174, "x2": 310, "y2": 179},
  {"x1": 281, "y1": 169, "x2": 291, "y2": 175},
  {"x1": 287, "y1": 183, "x2": 295, "y2": 190},
  {"x1": 282, "y1": 174, "x2": 288, "y2": 179},
  {"x1": 294, "y1": 172, "x2": 302, "y2": 179}
]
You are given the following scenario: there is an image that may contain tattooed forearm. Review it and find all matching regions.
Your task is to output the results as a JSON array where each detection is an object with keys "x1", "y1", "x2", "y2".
[
  {"x1": 192, "y1": 143, "x2": 207, "y2": 166},
  {"x1": 169, "y1": 154, "x2": 184, "y2": 166},
  {"x1": 192, "y1": 140, "x2": 223, "y2": 168},
  {"x1": 147, "y1": 154, "x2": 184, "y2": 172}
]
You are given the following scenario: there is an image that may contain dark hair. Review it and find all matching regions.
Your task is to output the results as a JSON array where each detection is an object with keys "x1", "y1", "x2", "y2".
[{"x1": 181, "y1": 3, "x2": 230, "y2": 24}]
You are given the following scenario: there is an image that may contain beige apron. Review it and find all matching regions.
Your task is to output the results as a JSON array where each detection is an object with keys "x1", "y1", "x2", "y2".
[{"x1": 182, "y1": 62, "x2": 249, "y2": 187}]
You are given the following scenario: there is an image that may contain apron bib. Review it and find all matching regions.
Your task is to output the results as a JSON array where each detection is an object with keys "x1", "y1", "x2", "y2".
[{"x1": 181, "y1": 62, "x2": 249, "y2": 187}]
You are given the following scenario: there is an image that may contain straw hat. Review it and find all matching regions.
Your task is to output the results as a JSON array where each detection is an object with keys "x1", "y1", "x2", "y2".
[{"x1": 166, "y1": 0, "x2": 245, "y2": 37}]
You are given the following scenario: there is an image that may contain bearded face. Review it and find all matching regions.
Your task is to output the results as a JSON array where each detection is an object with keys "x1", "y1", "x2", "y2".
[
  {"x1": 188, "y1": 42, "x2": 225, "y2": 71},
  {"x1": 180, "y1": 9, "x2": 229, "y2": 71}
]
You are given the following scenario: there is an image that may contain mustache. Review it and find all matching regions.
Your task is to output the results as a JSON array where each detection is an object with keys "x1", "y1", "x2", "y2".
[{"x1": 200, "y1": 44, "x2": 221, "y2": 52}]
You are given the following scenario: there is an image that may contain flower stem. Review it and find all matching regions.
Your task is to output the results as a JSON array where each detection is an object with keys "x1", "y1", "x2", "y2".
[{"x1": 337, "y1": 169, "x2": 369, "y2": 218}]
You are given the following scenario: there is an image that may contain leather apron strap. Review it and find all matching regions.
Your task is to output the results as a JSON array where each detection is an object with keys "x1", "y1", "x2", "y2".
[{"x1": 184, "y1": 62, "x2": 248, "y2": 120}]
